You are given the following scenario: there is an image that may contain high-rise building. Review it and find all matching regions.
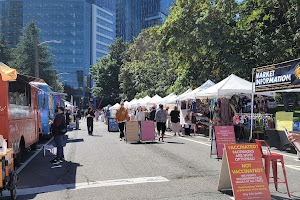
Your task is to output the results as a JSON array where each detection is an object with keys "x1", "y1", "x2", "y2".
[
  {"x1": 0, "y1": 0, "x2": 116, "y2": 101},
  {"x1": 116, "y1": 0, "x2": 174, "y2": 41}
]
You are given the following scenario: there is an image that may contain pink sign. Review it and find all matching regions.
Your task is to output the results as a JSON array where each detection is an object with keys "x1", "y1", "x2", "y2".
[
  {"x1": 215, "y1": 126, "x2": 236, "y2": 158},
  {"x1": 141, "y1": 121, "x2": 155, "y2": 141}
]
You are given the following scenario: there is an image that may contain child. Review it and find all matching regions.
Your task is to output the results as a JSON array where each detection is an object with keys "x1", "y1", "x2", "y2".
[{"x1": 184, "y1": 115, "x2": 191, "y2": 136}]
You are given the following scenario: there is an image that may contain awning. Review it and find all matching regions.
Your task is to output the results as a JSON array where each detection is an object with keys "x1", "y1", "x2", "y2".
[{"x1": 0, "y1": 62, "x2": 17, "y2": 81}]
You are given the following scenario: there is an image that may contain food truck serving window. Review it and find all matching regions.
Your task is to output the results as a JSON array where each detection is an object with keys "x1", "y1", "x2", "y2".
[{"x1": 8, "y1": 80, "x2": 31, "y2": 107}]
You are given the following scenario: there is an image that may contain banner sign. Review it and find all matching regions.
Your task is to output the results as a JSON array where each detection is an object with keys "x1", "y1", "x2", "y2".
[
  {"x1": 276, "y1": 112, "x2": 293, "y2": 132},
  {"x1": 218, "y1": 144, "x2": 271, "y2": 200},
  {"x1": 141, "y1": 121, "x2": 155, "y2": 141},
  {"x1": 125, "y1": 121, "x2": 140, "y2": 142},
  {"x1": 214, "y1": 126, "x2": 236, "y2": 158},
  {"x1": 254, "y1": 59, "x2": 300, "y2": 92}
]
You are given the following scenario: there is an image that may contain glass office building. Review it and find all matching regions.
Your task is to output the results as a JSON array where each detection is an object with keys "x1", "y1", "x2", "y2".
[
  {"x1": 116, "y1": 0, "x2": 174, "y2": 41},
  {"x1": 0, "y1": 0, "x2": 116, "y2": 100}
]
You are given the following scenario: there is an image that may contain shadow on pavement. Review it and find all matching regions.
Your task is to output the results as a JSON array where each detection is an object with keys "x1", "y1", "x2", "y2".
[{"x1": 15, "y1": 134, "x2": 83, "y2": 199}]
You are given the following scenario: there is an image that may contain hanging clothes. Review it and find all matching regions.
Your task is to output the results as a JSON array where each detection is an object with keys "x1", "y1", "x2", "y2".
[
  {"x1": 190, "y1": 100, "x2": 197, "y2": 113},
  {"x1": 219, "y1": 98, "x2": 231, "y2": 125},
  {"x1": 181, "y1": 101, "x2": 187, "y2": 110}
]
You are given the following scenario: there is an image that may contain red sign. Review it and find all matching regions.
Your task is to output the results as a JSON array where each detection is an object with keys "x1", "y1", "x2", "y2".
[
  {"x1": 215, "y1": 126, "x2": 236, "y2": 158},
  {"x1": 218, "y1": 143, "x2": 271, "y2": 200},
  {"x1": 141, "y1": 121, "x2": 155, "y2": 141}
]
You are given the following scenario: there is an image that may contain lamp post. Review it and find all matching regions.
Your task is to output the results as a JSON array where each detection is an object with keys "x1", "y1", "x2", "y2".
[{"x1": 34, "y1": 38, "x2": 61, "y2": 78}]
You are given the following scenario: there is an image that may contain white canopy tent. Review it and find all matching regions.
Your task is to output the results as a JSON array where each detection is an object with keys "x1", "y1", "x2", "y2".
[
  {"x1": 139, "y1": 96, "x2": 152, "y2": 107},
  {"x1": 195, "y1": 74, "x2": 273, "y2": 98},
  {"x1": 176, "y1": 89, "x2": 192, "y2": 100},
  {"x1": 110, "y1": 103, "x2": 120, "y2": 110},
  {"x1": 148, "y1": 95, "x2": 163, "y2": 105},
  {"x1": 179, "y1": 80, "x2": 215, "y2": 100},
  {"x1": 127, "y1": 98, "x2": 137, "y2": 109},
  {"x1": 157, "y1": 93, "x2": 175, "y2": 105},
  {"x1": 165, "y1": 94, "x2": 178, "y2": 104}
]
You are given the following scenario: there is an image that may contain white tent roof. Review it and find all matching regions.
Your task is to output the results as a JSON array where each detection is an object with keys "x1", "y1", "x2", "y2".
[
  {"x1": 139, "y1": 96, "x2": 151, "y2": 106},
  {"x1": 179, "y1": 80, "x2": 215, "y2": 100},
  {"x1": 111, "y1": 103, "x2": 120, "y2": 110},
  {"x1": 165, "y1": 94, "x2": 178, "y2": 104},
  {"x1": 196, "y1": 74, "x2": 274, "y2": 98},
  {"x1": 157, "y1": 93, "x2": 174, "y2": 105},
  {"x1": 177, "y1": 89, "x2": 192, "y2": 100},
  {"x1": 196, "y1": 74, "x2": 252, "y2": 98},
  {"x1": 148, "y1": 95, "x2": 163, "y2": 104}
]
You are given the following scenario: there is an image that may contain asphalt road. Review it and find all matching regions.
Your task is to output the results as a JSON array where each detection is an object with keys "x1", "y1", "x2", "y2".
[{"x1": 4, "y1": 120, "x2": 300, "y2": 200}]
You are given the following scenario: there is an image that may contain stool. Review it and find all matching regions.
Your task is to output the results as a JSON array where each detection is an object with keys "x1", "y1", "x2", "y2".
[
  {"x1": 255, "y1": 140, "x2": 291, "y2": 197},
  {"x1": 43, "y1": 144, "x2": 55, "y2": 156}
]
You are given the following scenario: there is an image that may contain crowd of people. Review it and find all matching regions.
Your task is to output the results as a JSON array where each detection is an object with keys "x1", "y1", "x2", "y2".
[
  {"x1": 112, "y1": 102, "x2": 182, "y2": 142},
  {"x1": 48, "y1": 103, "x2": 300, "y2": 164}
]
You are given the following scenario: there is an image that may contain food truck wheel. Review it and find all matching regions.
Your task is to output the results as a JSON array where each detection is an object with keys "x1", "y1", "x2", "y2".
[
  {"x1": 9, "y1": 172, "x2": 17, "y2": 200},
  {"x1": 31, "y1": 142, "x2": 37, "y2": 151}
]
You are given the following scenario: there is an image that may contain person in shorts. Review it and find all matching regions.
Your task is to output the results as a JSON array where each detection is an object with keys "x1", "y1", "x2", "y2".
[{"x1": 155, "y1": 104, "x2": 167, "y2": 142}]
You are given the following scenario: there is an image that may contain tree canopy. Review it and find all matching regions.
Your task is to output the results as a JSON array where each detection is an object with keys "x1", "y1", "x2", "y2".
[{"x1": 91, "y1": 0, "x2": 300, "y2": 103}]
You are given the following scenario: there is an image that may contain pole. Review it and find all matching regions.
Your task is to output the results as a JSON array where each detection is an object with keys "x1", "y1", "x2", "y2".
[
  {"x1": 250, "y1": 68, "x2": 255, "y2": 142},
  {"x1": 34, "y1": 32, "x2": 39, "y2": 78}
]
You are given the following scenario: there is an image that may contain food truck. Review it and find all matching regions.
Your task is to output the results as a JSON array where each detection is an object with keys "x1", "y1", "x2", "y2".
[{"x1": 0, "y1": 70, "x2": 41, "y2": 165}]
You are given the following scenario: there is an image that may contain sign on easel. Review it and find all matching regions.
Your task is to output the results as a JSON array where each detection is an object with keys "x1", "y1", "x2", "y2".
[
  {"x1": 218, "y1": 143, "x2": 271, "y2": 200},
  {"x1": 125, "y1": 121, "x2": 140, "y2": 142},
  {"x1": 141, "y1": 121, "x2": 155, "y2": 141},
  {"x1": 212, "y1": 126, "x2": 236, "y2": 158}
]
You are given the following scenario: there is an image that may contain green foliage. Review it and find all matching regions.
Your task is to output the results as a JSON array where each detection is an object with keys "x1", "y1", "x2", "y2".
[
  {"x1": 0, "y1": 34, "x2": 11, "y2": 64},
  {"x1": 93, "y1": 0, "x2": 300, "y2": 102},
  {"x1": 90, "y1": 38, "x2": 130, "y2": 104},
  {"x1": 8, "y1": 20, "x2": 59, "y2": 90},
  {"x1": 120, "y1": 26, "x2": 177, "y2": 99}
]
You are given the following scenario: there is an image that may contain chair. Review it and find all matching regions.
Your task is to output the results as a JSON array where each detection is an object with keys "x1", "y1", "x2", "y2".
[
  {"x1": 43, "y1": 144, "x2": 55, "y2": 156},
  {"x1": 255, "y1": 139, "x2": 291, "y2": 197}
]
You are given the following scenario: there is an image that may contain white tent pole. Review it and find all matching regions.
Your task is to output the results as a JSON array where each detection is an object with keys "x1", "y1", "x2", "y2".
[{"x1": 250, "y1": 68, "x2": 255, "y2": 142}]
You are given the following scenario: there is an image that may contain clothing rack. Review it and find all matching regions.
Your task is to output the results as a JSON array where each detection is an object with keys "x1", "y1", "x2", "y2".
[{"x1": 237, "y1": 113, "x2": 273, "y2": 117}]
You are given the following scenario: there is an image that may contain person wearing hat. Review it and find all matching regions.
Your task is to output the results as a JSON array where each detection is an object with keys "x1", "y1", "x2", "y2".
[
  {"x1": 155, "y1": 104, "x2": 167, "y2": 142},
  {"x1": 50, "y1": 107, "x2": 67, "y2": 163}
]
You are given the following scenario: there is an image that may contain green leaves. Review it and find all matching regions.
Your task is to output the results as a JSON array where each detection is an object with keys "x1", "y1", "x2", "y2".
[{"x1": 6, "y1": 20, "x2": 58, "y2": 90}]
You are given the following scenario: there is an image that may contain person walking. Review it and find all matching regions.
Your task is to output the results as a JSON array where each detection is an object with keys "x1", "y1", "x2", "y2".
[
  {"x1": 105, "y1": 107, "x2": 111, "y2": 125},
  {"x1": 95, "y1": 109, "x2": 100, "y2": 122},
  {"x1": 155, "y1": 104, "x2": 167, "y2": 142},
  {"x1": 115, "y1": 102, "x2": 129, "y2": 141},
  {"x1": 50, "y1": 107, "x2": 67, "y2": 163},
  {"x1": 136, "y1": 106, "x2": 146, "y2": 127},
  {"x1": 86, "y1": 107, "x2": 95, "y2": 135},
  {"x1": 170, "y1": 106, "x2": 181, "y2": 136},
  {"x1": 66, "y1": 109, "x2": 70, "y2": 128},
  {"x1": 74, "y1": 107, "x2": 81, "y2": 130},
  {"x1": 149, "y1": 106, "x2": 156, "y2": 121}
]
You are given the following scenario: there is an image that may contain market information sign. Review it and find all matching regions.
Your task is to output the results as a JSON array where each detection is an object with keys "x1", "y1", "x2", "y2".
[
  {"x1": 254, "y1": 59, "x2": 300, "y2": 92},
  {"x1": 214, "y1": 126, "x2": 236, "y2": 158},
  {"x1": 141, "y1": 121, "x2": 155, "y2": 141},
  {"x1": 218, "y1": 144, "x2": 271, "y2": 200},
  {"x1": 125, "y1": 121, "x2": 140, "y2": 142}
]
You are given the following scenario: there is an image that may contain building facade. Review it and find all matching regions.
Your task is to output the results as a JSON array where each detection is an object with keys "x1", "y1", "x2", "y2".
[
  {"x1": 116, "y1": 0, "x2": 174, "y2": 41},
  {"x1": 0, "y1": 0, "x2": 116, "y2": 101}
]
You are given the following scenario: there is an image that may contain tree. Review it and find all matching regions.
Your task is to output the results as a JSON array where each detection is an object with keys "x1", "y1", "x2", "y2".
[
  {"x1": 120, "y1": 26, "x2": 177, "y2": 98},
  {"x1": 8, "y1": 20, "x2": 58, "y2": 89},
  {"x1": 158, "y1": 0, "x2": 245, "y2": 93},
  {"x1": 0, "y1": 34, "x2": 11, "y2": 64},
  {"x1": 90, "y1": 38, "x2": 130, "y2": 104}
]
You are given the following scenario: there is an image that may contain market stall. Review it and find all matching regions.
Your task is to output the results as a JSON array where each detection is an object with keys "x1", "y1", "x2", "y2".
[
  {"x1": 178, "y1": 74, "x2": 276, "y2": 140},
  {"x1": 252, "y1": 58, "x2": 300, "y2": 153}
]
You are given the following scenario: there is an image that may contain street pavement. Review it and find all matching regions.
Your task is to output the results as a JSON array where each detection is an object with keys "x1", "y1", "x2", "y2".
[{"x1": 4, "y1": 120, "x2": 300, "y2": 200}]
